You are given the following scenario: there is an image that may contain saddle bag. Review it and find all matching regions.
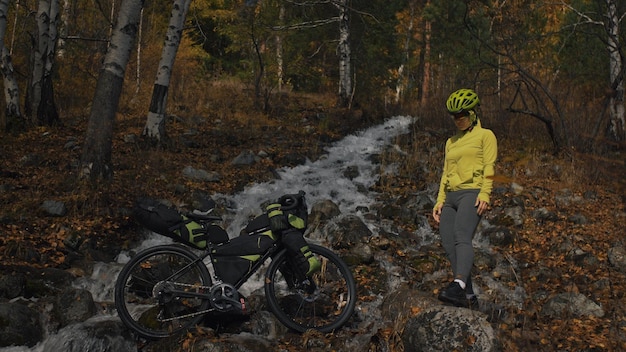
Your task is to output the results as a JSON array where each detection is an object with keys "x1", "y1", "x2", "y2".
[{"x1": 133, "y1": 198, "x2": 229, "y2": 249}]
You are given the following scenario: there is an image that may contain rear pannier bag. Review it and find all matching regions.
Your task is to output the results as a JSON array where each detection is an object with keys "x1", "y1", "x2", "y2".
[{"x1": 133, "y1": 198, "x2": 228, "y2": 249}]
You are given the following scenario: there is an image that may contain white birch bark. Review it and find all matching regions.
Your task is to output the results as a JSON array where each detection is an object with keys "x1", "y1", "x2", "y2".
[
  {"x1": 142, "y1": 0, "x2": 191, "y2": 141},
  {"x1": 30, "y1": 0, "x2": 50, "y2": 122},
  {"x1": 81, "y1": 0, "x2": 143, "y2": 180},
  {"x1": 2, "y1": 47, "x2": 21, "y2": 122},
  {"x1": 135, "y1": 8, "x2": 143, "y2": 95},
  {"x1": 335, "y1": 0, "x2": 351, "y2": 107},
  {"x1": 57, "y1": 0, "x2": 70, "y2": 57},
  {"x1": 0, "y1": 0, "x2": 21, "y2": 125},
  {"x1": 395, "y1": 1, "x2": 415, "y2": 104},
  {"x1": 276, "y1": 4, "x2": 285, "y2": 92},
  {"x1": 606, "y1": 0, "x2": 625, "y2": 141},
  {"x1": 420, "y1": 20, "x2": 431, "y2": 107}
]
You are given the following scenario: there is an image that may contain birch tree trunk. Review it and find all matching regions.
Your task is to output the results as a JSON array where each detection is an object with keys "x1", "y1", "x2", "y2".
[
  {"x1": 420, "y1": 20, "x2": 432, "y2": 107},
  {"x1": 0, "y1": 0, "x2": 6, "y2": 52},
  {"x1": 276, "y1": 4, "x2": 285, "y2": 92},
  {"x1": 606, "y1": 0, "x2": 625, "y2": 141},
  {"x1": 29, "y1": 0, "x2": 50, "y2": 123},
  {"x1": 57, "y1": 0, "x2": 70, "y2": 58},
  {"x1": 0, "y1": 0, "x2": 22, "y2": 130},
  {"x1": 80, "y1": 0, "x2": 144, "y2": 181},
  {"x1": 39, "y1": 0, "x2": 60, "y2": 126},
  {"x1": 135, "y1": 8, "x2": 143, "y2": 95},
  {"x1": 143, "y1": 0, "x2": 191, "y2": 142},
  {"x1": 335, "y1": 0, "x2": 351, "y2": 108},
  {"x1": 2, "y1": 47, "x2": 21, "y2": 129},
  {"x1": 395, "y1": 1, "x2": 416, "y2": 104}
]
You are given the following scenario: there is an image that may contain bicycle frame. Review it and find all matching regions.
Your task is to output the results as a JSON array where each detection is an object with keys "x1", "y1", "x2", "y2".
[{"x1": 157, "y1": 239, "x2": 285, "y2": 301}]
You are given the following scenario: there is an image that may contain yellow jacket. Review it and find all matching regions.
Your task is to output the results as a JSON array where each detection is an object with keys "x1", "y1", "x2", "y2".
[{"x1": 435, "y1": 120, "x2": 497, "y2": 208}]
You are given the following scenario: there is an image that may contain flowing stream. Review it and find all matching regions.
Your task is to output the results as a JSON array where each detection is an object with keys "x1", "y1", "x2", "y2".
[{"x1": 2, "y1": 115, "x2": 418, "y2": 352}]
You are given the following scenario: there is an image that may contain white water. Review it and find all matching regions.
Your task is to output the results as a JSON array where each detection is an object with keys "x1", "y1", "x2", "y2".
[
  {"x1": 215, "y1": 115, "x2": 415, "y2": 235},
  {"x1": 1, "y1": 115, "x2": 416, "y2": 352}
]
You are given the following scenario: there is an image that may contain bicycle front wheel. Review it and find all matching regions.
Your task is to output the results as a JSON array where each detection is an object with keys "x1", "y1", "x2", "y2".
[
  {"x1": 264, "y1": 244, "x2": 357, "y2": 333},
  {"x1": 114, "y1": 245, "x2": 212, "y2": 339}
]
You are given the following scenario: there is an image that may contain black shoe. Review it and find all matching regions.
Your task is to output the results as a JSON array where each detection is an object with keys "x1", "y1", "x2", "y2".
[{"x1": 438, "y1": 282, "x2": 469, "y2": 307}]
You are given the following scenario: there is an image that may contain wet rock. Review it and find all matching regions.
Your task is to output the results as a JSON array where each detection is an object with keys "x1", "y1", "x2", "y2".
[
  {"x1": 326, "y1": 215, "x2": 372, "y2": 249},
  {"x1": 309, "y1": 199, "x2": 341, "y2": 224},
  {"x1": 401, "y1": 305, "x2": 498, "y2": 352},
  {"x1": 343, "y1": 242, "x2": 375, "y2": 265},
  {"x1": 40, "y1": 319, "x2": 136, "y2": 352},
  {"x1": 342, "y1": 165, "x2": 360, "y2": 180},
  {"x1": 0, "y1": 273, "x2": 26, "y2": 299},
  {"x1": 0, "y1": 302, "x2": 43, "y2": 347},
  {"x1": 53, "y1": 288, "x2": 98, "y2": 328},
  {"x1": 12, "y1": 267, "x2": 75, "y2": 298},
  {"x1": 241, "y1": 310, "x2": 288, "y2": 340}
]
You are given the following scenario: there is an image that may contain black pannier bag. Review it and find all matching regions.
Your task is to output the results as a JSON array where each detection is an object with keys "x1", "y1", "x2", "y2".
[{"x1": 133, "y1": 198, "x2": 229, "y2": 249}]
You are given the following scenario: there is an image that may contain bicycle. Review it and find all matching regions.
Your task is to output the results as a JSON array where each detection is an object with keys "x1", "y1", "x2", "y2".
[{"x1": 114, "y1": 191, "x2": 357, "y2": 339}]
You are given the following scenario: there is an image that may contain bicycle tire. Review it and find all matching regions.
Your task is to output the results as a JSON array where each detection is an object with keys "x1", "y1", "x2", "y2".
[
  {"x1": 264, "y1": 244, "x2": 356, "y2": 333},
  {"x1": 114, "y1": 245, "x2": 212, "y2": 339}
]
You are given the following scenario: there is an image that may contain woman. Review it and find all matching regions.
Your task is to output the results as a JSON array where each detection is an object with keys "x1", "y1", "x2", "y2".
[{"x1": 432, "y1": 88, "x2": 497, "y2": 308}]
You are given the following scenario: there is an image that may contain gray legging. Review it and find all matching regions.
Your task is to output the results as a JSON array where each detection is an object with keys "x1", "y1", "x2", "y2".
[{"x1": 439, "y1": 189, "x2": 481, "y2": 287}]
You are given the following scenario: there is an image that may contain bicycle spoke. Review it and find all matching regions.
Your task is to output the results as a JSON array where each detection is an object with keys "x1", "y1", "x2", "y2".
[{"x1": 115, "y1": 245, "x2": 212, "y2": 339}]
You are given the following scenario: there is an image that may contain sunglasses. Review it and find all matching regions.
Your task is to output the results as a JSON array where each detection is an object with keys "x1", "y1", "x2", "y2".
[{"x1": 450, "y1": 112, "x2": 469, "y2": 120}]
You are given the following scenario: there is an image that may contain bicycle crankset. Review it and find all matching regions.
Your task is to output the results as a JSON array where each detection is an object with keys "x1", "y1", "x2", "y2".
[{"x1": 209, "y1": 283, "x2": 246, "y2": 313}]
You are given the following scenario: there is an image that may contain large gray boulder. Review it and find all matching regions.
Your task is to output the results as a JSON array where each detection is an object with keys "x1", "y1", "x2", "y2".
[{"x1": 401, "y1": 306, "x2": 498, "y2": 352}]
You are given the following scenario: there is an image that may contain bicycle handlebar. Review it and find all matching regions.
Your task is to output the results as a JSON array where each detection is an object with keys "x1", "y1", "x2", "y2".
[{"x1": 278, "y1": 190, "x2": 305, "y2": 211}]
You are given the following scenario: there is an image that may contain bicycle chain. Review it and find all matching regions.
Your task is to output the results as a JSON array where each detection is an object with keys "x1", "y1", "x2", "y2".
[{"x1": 155, "y1": 281, "x2": 215, "y2": 322}]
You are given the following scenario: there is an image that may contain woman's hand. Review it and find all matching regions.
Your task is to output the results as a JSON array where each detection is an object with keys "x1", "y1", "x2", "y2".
[
  {"x1": 475, "y1": 198, "x2": 489, "y2": 215},
  {"x1": 432, "y1": 203, "x2": 443, "y2": 223}
]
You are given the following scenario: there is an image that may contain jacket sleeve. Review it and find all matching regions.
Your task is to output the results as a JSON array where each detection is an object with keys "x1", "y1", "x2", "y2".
[
  {"x1": 434, "y1": 139, "x2": 450, "y2": 209},
  {"x1": 477, "y1": 130, "x2": 497, "y2": 203}
]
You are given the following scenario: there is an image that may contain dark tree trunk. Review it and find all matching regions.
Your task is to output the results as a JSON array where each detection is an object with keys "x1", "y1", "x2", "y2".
[
  {"x1": 38, "y1": 75, "x2": 59, "y2": 126},
  {"x1": 81, "y1": 72, "x2": 122, "y2": 180}
]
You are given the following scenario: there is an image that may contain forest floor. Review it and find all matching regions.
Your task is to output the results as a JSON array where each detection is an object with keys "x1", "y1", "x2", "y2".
[{"x1": 0, "y1": 92, "x2": 625, "y2": 351}]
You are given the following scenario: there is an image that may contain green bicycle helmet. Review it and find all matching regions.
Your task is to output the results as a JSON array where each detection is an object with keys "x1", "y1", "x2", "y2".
[{"x1": 446, "y1": 89, "x2": 480, "y2": 114}]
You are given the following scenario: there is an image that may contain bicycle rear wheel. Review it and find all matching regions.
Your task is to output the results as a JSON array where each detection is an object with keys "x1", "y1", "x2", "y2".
[
  {"x1": 264, "y1": 244, "x2": 356, "y2": 332},
  {"x1": 114, "y1": 245, "x2": 212, "y2": 339}
]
